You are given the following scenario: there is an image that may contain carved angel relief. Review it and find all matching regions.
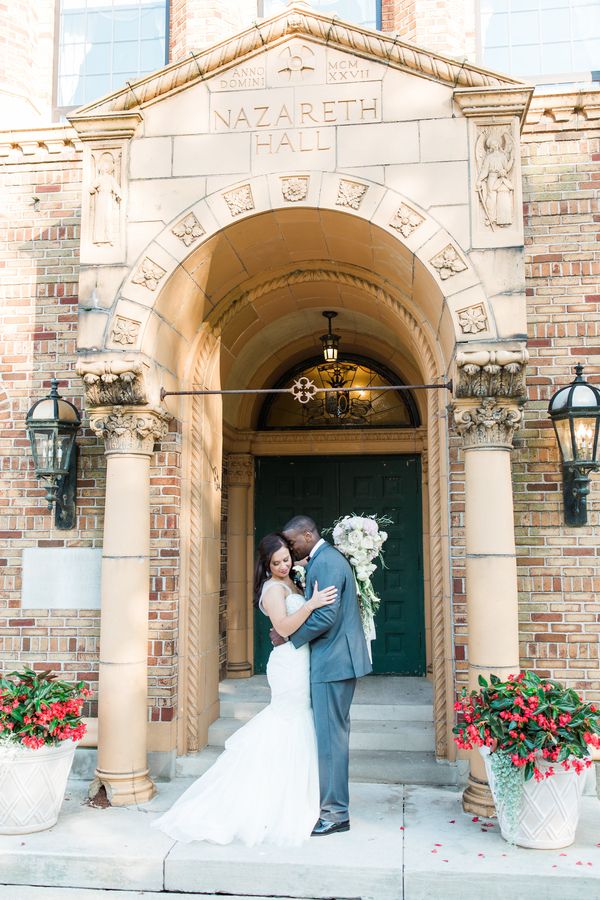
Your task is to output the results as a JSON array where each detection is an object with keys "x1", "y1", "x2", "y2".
[
  {"x1": 475, "y1": 126, "x2": 515, "y2": 230},
  {"x1": 89, "y1": 150, "x2": 122, "y2": 246}
]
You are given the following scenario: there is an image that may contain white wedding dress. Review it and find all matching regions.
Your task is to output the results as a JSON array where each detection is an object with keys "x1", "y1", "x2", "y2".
[{"x1": 152, "y1": 581, "x2": 319, "y2": 847}]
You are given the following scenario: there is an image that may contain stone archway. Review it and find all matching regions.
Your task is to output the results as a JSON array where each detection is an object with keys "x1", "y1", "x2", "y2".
[{"x1": 71, "y1": 2, "x2": 531, "y2": 808}]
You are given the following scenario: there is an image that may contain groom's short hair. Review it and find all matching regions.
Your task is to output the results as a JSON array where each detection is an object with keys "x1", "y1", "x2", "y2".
[{"x1": 283, "y1": 515, "x2": 319, "y2": 536}]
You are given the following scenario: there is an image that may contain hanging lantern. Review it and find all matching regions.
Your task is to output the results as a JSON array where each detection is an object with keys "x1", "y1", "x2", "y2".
[{"x1": 548, "y1": 364, "x2": 600, "y2": 525}]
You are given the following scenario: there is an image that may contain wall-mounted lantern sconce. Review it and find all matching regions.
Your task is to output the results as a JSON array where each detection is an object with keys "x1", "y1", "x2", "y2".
[
  {"x1": 26, "y1": 379, "x2": 81, "y2": 530},
  {"x1": 320, "y1": 311, "x2": 340, "y2": 362},
  {"x1": 548, "y1": 364, "x2": 600, "y2": 526}
]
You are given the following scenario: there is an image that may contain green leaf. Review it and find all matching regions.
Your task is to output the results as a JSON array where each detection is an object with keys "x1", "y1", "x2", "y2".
[{"x1": 478, "y1": 675, "x2": 488, "y2": 688}]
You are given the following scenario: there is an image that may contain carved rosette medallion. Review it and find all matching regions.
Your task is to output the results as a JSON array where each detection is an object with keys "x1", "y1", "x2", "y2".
[
  {"x1": 172, "y1": 212, "x2": 205, "y2": 247},
  {"x1": 76, "y1": 357, "x2": 149, "y2": 406},
  {"x1": 429, "y1": 244, "x2": 467, "y2": 280},
  {"x1": 281, "y1": 176, "x2": 309, "y2": 202},
  {"x1": 457, "y1": 304, "x2": 488, "y2": 335},
  {"x1": 336, "y1": 179, "x2": 368, "y2": 210},
  {"x1": 90, "y1": 407, "x2": 169, "y2": 454},
  {"x1": 223, "y1": 185, "x2": 254, "y2": 217},
  {"x1": 132, "y1": 257, "x2": 166, "y2": 291},
  {"x1": 111, "y1": 316, "x2": 141, "y2": 345},
  {"x1": 451, "y1": 398, "x2": 523, "y2": 450},
  {"x1": 227, "y1": 453, "x2": 253, "y2": 486},
  {"x1": 389, "y1": 203, "x2": 425, "y2": 238}
]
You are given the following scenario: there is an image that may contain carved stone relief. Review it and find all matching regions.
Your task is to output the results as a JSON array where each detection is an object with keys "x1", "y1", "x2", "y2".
[
  {"x1": 89, "y1": 407, "x2": 169, "y2": 453},
  {"x1": 475, "y1": 125, "x2": 515, "y2": 229},
  {"x1": 172, "y1": 212, "x2": 205, "y2": 247},
  {"x1": 111, "y1": 316, "x2": 141, "y2": 346},
  {"x1": 429, "y1": 244, "x2": 467, "y2": 280},
  {"x1": 76, "y1": 357, "x2": 150, "y2": 406},
  {"x1": 223, "y1": 184, "x2": 255, "y2": 217},
  {"x1": 468, "y1": 118, "x2": 523, "y2": 249},
  {"x1": 132, "y1": 257, "x2": 166, "y2": 291},
  {"x1": 280, "y1": 176, "x2": 309, "y2": 202},
  {"x1": 336, "y1": 179, "x2": 368, "y2": 210},
  {"x1": 89, "y1": 149, "x2": 122, "y2": 246},
  {"x1": 451, "y1": 397, "x2": 523, "y2": 450},
  {"x1": 457, "y1": 304, "x2": 488, "y2": 335},
  {"x1": 454, "y1": 348, "x2": 528, "y2": 399},
  {"x1": 389, "y1": 203, "x2": 425, "y2": 238}
]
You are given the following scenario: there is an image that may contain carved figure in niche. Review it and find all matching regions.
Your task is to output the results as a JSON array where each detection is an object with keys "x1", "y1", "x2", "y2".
[
  {"x1": 475, "y1": 129, "x2": 514, "y2": 229},
  {"x1": 90, "y1": 151, "x2": 122, "y2": 245}
]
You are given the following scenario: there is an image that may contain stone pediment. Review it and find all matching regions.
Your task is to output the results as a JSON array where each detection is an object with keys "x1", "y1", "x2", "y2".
[{"x1": 69, "y1": 2, "x2": 530, "y2": 127}]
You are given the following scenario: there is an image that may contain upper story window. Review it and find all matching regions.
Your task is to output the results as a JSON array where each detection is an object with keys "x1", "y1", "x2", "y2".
[
  {"x1": 261, "y1": 1, "x2": 380, "y2": 30},
  {"x1": 56, "y1": 0, "x2": 168, "y2": 115},
  {"x1": 480, "y1": 0, "x2": 600, "y2": 81}
]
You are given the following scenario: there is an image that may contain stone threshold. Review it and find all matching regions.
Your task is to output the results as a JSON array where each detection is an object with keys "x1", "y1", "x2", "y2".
[{"x1": 0, "y1": 780, "x2": 598, "y2": 900}]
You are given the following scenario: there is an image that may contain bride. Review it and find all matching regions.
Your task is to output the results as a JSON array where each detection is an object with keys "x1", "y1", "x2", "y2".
[{"x1": 151, "y1": 532, "x2": 337, "y2": 847}]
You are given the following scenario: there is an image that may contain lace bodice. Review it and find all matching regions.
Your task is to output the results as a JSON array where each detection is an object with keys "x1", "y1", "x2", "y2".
[{"x1": 259, "y1": 580, "x2": 305, "y2": 616}]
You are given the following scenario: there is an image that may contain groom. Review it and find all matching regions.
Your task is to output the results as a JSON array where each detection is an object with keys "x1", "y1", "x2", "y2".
[{"x1": 275, "y1": 514, "x2": 372, "y2": 836}]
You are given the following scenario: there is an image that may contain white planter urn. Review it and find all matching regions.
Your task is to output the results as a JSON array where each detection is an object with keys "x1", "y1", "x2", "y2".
[
  {"x1": 0, "y1": 740, "x2": 77, "y2": 834},
  {"x1": 481, "y1": 747, "x2": 587, "y2": 849}
]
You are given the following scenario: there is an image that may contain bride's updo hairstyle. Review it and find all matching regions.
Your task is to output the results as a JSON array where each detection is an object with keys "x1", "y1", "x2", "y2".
[{"x1": 253, "y1": 532, "x2": 292, "y2": 608}]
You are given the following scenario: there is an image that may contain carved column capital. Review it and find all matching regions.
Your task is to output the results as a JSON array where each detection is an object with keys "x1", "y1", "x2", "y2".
[
  {"x1": 227, "y1": 453, "x2": 253, "y2": 487},
  {"x1": 451, "y1": 397, "x2": 523, "y2": 450},
  {"x1": 454, "y1": 347, "x2": 528, "y2": 400},
  {"x1": 90, "y1": 406, "x2": 169, "y2": 454}
]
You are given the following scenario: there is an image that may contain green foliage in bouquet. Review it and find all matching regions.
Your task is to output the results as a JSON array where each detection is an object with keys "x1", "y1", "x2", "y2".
[{"x1": 0, "y1": 667, "x2": 90, "y2": 750}]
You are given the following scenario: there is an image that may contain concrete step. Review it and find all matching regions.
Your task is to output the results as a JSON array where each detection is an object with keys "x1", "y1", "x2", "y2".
[
  {"x1": 207, "y1": 715, "x2": 435, "y2": 752},
  {"x1": 176, "y1": 745, "x2": 463, "y2": 786},
  {"x1": 219, "y1": 697, "x2": 433, "y2": 723}
]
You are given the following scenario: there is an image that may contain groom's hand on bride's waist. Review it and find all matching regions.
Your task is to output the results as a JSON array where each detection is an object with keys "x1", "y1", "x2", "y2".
[{"x1": 269, "y1": 628, "x2": 287, "y2": 647}]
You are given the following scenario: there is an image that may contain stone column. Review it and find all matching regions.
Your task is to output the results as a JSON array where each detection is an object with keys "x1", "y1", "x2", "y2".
[
  {"x1": 225, "y1": 454, "x2": 253, "y2": 676},
  {"x1": 89, "y1": 406, "x2": 169, "y2": 806},
  {"x1": 452, "y1": 395, "x2": 523, "y2": 815}
]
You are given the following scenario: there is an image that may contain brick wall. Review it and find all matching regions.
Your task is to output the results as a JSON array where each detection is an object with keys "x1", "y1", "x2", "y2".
[
  {"x1": 0, "y1": 133, "x2": 183, "y2": 725},
  {"x1": 382, "y1": 0, "x2": 476, "y2": 61},
  {"x1": 0, "y1": 0, "x2": 55, "y2": 126},
  {"x1": 450, "y1": 97, "x2": 600, "y2": 702}
]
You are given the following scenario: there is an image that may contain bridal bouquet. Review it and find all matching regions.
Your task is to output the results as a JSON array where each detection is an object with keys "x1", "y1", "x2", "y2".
[{"x1": 328, "y1": 513, "x2": 391, "y2": 651}]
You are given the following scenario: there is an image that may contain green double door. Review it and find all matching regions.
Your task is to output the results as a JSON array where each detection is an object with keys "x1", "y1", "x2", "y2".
[{"x1": 253, "y1": 455, "x2": 425, "y2": 675}]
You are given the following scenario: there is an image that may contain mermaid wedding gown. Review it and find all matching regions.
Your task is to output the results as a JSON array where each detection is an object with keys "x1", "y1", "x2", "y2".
[{"x1": 151, "y1": 580, "x2": 319, "y2": 846}]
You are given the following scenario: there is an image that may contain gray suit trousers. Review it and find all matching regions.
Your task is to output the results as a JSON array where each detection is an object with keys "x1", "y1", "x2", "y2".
[{"x1": 311, "y1": 677, "x2": 357, "y2": 822}]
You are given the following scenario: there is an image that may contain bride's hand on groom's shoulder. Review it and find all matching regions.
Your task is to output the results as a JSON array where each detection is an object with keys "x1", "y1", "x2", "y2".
[{"x1": 307, "y1": 580, "x2": 337, "y2": 611}]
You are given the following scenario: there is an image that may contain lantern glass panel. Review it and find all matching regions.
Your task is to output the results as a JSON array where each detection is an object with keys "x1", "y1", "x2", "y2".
[
  {"x1": 554, "y1": 419, "x2": 573, "y2": 461},
  {"x1": 32, "y1": 429, "x2": 55, "y2": 473},
  {"x1": 573, "y1": 416, "x2": 598, "y2": 463}
]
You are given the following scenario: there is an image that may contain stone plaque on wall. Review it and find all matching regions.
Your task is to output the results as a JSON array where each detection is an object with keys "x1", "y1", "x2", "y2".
[{"x1": 22, "y1": 548, "x2": 101, "y2": 609}]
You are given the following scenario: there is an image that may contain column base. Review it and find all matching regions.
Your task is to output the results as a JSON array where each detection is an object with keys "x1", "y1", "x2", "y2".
[
  {"x1": 462, "y1": 774, "x2": 496, "y2": 818},
  {"x1": 226, "y1": 661, "x2": 252, "y2": 677},
  {"x1": 90, "y1": 768, "x2": 156, "y2": 807}
]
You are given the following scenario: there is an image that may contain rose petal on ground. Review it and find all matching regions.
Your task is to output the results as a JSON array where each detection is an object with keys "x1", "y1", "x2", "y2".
[
  {"x1": 435, "y1": 843, "x2": 442, "y2": 847},
  {"x1": 449, "y1": 820, "x2": 456, "y2": 824},
  {"x1": 478, "y1": 853, "x2": 485, "y2": 858},
  {"x1": 472, "y1": 816, "x2": 480, "y2": 822}
]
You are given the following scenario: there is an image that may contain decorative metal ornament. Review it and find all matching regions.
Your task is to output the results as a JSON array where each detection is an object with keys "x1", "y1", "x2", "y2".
[{"x1": 548, "y1": 364, "x2": 600, "y2": 526}]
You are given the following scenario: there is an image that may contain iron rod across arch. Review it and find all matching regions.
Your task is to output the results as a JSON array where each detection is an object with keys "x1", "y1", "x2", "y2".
[{"x1": 160, "y1": 381, "x2": 453, "y2": 402}]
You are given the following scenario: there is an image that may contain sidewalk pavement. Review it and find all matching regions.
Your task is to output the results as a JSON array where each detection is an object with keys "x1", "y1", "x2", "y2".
[{"x1": 0, "y1": 777, "x2": 598, "y2": 900}]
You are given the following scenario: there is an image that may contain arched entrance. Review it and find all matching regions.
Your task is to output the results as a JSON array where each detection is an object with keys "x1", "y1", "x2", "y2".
[
  {"x1": 141, "y1": 193, "x2": 462, "y2": 766},
  {"x1": 71, "y1": 2, "x2": 531, "y2": 812}
]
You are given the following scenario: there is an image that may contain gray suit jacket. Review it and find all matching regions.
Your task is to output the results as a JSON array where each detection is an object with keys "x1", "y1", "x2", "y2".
[{"x1": 289, "y1": 541, "x2": 372, "y2": 683}]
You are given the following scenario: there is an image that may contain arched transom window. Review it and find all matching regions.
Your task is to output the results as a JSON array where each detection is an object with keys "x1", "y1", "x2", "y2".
[{"x1": 258, "y1": 356, "x2": 420, "y2": 430}]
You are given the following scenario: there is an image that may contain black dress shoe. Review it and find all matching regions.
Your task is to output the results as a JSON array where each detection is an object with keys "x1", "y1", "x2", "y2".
[{"x1": 311, "y1": 818, "x2": 350, "y2": 836}]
